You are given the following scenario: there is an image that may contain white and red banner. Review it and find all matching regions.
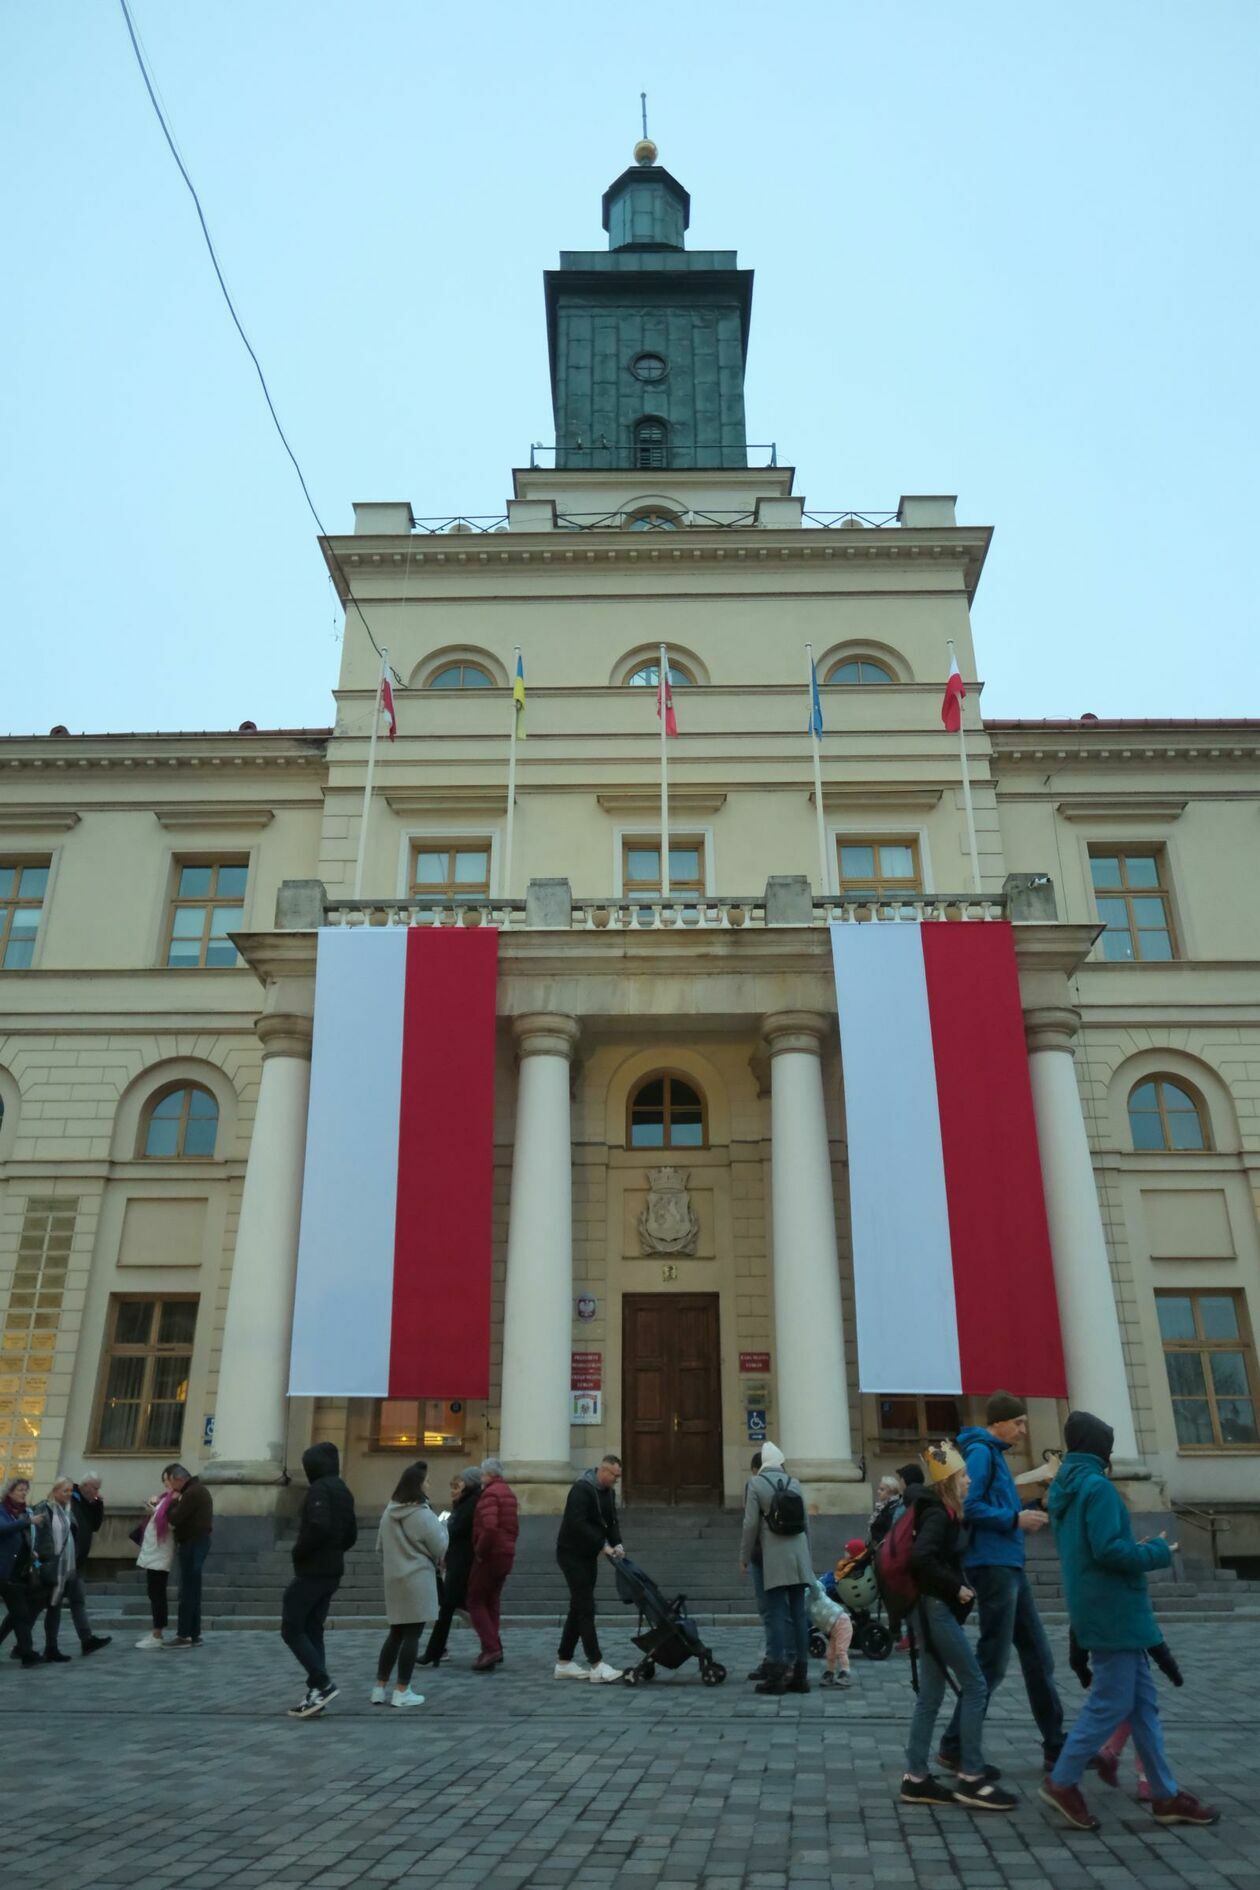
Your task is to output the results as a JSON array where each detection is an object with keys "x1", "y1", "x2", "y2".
[
  {"x1": 941, "y1": 651, "x2": 966, "y2": 732},
  {"x1": 289, "y1": 925, "x2": 497, "y2": 1398},
  {"x1": 831, "y1": 920, "x2": 1066, "y2": 1397}
]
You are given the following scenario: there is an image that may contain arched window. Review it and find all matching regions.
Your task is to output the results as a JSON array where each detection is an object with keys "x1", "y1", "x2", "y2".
[
  {"x1": 139, "y1": 1085, "x2": 219, "y2": 1160},
  {"x1": 625, "y1": 507, "x2": 680, "y2": 530},
  {"x1": 628, "y1": 1073, "x2": 706, "y2": 1149},
  {"x1": 428, "y1": 663, "x2": 493, "y2": 689},
  {"x1": 826, "y1": 657, "x2": 893, "y2": 685},
  {"x1": 626, "y1": 661, "x2": 695, "y2": 688},
  {"x1": 634, "y1": 417, "x2": 669, "y2": 470},
  {"x1": 1128, "y1": 1078, "x2": 1209, "y2": 1152}
]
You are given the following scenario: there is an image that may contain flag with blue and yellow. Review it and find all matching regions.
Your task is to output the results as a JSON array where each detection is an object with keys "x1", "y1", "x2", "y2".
[{"x1": 513, "y1": 651, "x2": 526, "y2": 738}]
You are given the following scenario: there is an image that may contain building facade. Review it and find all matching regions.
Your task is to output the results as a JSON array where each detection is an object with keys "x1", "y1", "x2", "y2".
[{"x1": 2, "y1": 146, "x2": 1258, "y2": 1551}]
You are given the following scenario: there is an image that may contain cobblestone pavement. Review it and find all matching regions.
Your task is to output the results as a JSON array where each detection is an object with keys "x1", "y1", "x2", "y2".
[{"x1": 3, "y1": 1617, "x2": 1256, "y2": 1890}]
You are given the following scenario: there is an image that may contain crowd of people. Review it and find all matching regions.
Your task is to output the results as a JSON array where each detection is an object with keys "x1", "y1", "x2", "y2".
[{"x1": 0, "y1": 1396, "x2": 1225, "y2": 1831}]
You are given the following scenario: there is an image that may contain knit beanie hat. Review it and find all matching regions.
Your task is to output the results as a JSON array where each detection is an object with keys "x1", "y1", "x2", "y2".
[
  {"x1": 1063, "y1": 1410, "x2": 1115, "y2": 1466},
  {"x1": 897, "y1": 1463, "x2": 925, "y2": 1489},
  {"x1": 759, "y1": 1441, "x2": 785, "y2": 1472},
  {"x1": 985, "y1": 1390, "x2": 1027, "y2": 1425}
]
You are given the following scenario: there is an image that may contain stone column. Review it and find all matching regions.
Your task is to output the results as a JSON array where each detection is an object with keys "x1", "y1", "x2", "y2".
[
  {"x1": 205, "y1": 1012, "x2": 312, "y2": 1488},
  {"x1": 498, "y1": 1014, "x2": 580, "y2": 1503},
  {"x1": 763, "y1": 1012, "x2": 862, "y2": 1502},
  {"x1": 1024, "y1": 1002, "x2": 1143, "y2": 1471}
]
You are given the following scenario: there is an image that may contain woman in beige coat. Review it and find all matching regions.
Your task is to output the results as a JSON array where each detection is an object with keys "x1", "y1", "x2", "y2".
[{"x1": 372, "y1": 1461, "x2": 448, "y2": 1709}]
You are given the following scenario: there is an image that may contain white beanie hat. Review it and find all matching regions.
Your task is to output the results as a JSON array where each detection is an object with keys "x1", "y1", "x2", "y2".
[{"x1": 759, "y1": 1441, "x2": 785, "y2": 1471}]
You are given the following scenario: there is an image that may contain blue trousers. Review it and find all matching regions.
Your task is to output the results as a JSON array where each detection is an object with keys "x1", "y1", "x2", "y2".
[
  {"x1": 176, "y1": 1536, "x2": 211, "y2": 1641},
  {"x1": 907, "y1": 1597, "x2": 988, "y2": 1778},
  {"x1": 764, "y1": 1582, "x2": 809, "y2": 1666},
  {"x1": 750, "y1": 1559, "x2": 769, "y2": 1657},
  {"x1": 1051, "y1": 1649, "x2": 1177, "y2": 1799},
  {"x1": 941, "y1": 1564, "x2": 1064, "y2": 1759}
]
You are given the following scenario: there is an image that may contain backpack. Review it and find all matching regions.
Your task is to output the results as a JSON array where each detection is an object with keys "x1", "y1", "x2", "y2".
[
  {"x1": 760, "y1": 1472, "x2": 807, "y2": 1537},
  {"x1": 874, "y1": 1505, "x2": 921, "y2": 1625}
]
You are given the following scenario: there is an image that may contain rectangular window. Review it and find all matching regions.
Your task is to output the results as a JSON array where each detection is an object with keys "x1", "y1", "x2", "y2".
[
  {"x1": 1089, "y1": 849, "x2": 1177, "y2": 962},
  {"x1": 837, "y1": 837, "x2": 922, "y2": 898},
  {"x1": 0, "y1": 1197, "x2": 75, "y2": 1482},
  {"x1": 92, "y1": 1296, "x2": 198, "y2": 1453},
  {"x1": 374, "y1": 1399, "x2": 467, "y2": 1451},
  {"x1": 622, "y1": 838, "x2": 705, "y2": 904},
  {"x1": 1156, "y1": 1290, "x2": 1259, "y2": 1449},
  {"x1": 410, "y1": 841, "x2": 492, "y2": 898},
  {"x1": 877, "y1": 1394, "x2": 963, "y2": 1447},
  {"x1": 0, "y1": 860, "x2": 51, "y2": 969},
  {"x1": 166, "y1": 861, "x2": 248, "y2": 968}
]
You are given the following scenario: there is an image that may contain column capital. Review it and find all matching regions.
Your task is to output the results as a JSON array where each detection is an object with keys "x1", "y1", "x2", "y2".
[
  {"x1": 512, "y1": 1012, "x2": 581, "y2": 1062},
  {"x1": 255, "y1": 1012, "x2": 314, "y2": 1061},
  {"x1": 1024, "y1": 1004, "x2": 1081, "y2": 1056},
  {"x1": 762, "y1": 1010, "x2": 831, "y2": 1059}
]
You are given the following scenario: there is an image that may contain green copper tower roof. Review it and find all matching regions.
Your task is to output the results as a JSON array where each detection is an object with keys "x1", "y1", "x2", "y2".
[{"x1": 545, "y1": 142, "x2": 753, "y2": 470}]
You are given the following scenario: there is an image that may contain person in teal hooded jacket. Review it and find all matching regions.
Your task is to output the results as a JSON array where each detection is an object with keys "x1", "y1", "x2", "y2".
[{"x1": 1038, "y1": 1410, "x2": 1219, "y2": 1833}]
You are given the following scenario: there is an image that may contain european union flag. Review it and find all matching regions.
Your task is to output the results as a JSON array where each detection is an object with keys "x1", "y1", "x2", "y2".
[{"x1": 809, "y1": 656, "x2": 824, "y2": 739}]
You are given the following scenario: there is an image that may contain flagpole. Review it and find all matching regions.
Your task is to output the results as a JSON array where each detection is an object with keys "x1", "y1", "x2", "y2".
[
  {"x1": 504, "y1": 645, "x2": 521, "y2": 898},
  {"x1": 352, "y1": 646, "x2": 388, "y2": 901},
  {"x1": 659, "y1": 642, "x2": 671, "y2": 901},
  {"x1": 806, "y1": 644, "x2": 832, "y2": 897},
  {"x1": 948, "y1": 638, "x2": 982, "y2": 896}
]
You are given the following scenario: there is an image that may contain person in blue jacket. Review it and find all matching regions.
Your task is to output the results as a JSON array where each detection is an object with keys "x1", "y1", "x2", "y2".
[
  {"x1": 938, "y1": 1391, "x2": 1064, "y2": 1772},
  {"x1": 1039, "y1": 1410, "x2": 1219, "y2": 1832}
]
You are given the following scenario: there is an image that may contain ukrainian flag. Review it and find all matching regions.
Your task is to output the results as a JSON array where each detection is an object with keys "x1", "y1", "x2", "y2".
[{"x1": 513, "y1": 651, "x2": 526, "y2": 738}]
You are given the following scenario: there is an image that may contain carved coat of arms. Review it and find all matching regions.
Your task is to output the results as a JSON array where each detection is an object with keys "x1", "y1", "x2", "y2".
[{"x1": 638, "y1": 1166, "x2": 700, "y2": 1255}]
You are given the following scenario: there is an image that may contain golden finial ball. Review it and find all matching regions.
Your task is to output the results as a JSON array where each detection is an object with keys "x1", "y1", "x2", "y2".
[{"x1": 634, "y1": 138, "x2": 658, "y2": 166}]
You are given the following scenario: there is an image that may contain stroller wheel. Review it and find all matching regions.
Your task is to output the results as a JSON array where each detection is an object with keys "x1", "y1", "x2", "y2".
[
  {"x1": 700, "y1": 1660, "x2": 727, "y2": 1686},
  {"x1": 860, "y1": 1621, "x2": 893, "y2": 1661},
  {"x1": 622, "y1": 1667, "x2": 641, "y2": 1686},
  {"x1": 641, "y1": 1660, "x2": 657, "y2": 1681},
  {"x1": 808, "y1": 1631, "x2": 827, "y2": 1659}
]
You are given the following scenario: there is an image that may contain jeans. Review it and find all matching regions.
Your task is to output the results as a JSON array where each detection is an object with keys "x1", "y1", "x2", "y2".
[
  {"x1": 377, "y1": 1622, "x2": 423, "y2": 1690},
  {"x1": 146, "y1": 1570, "x2": 169, "y2": 1633},
  {"x1": 467, "y1": 1554, "x2": 512, "y2": 1659},
  {"x1": 764, "y1": 1583, "x2": 809, "y2": 1667},
  {"x1": 941, "y1": 1565, "x2": 1064, "y2": 1760},
  {"x1": 176, "y1": 1536, "x2": 211, "y2": 1641},
  {"x1": 907, "y1": 1597, "x2": 988, "y2": 1779},
  {"x1": 0, "y1": 1582, "x2": 36, "y2": 1659},
  {"x1": 1052, "y1": 1650, "x2": 1177, "y2": 1799},
  {"x1": 557, "y1": 1553, "x2": 602, "y2": 1663},
  {"x1": 44, "y1": 1573, "x2": 93, "y2": 1653},
  {"x1": 280, "y1": 1574, "x2": 339, "y2": 1691},
  {"x1": 750, "y1": 1559, "x2": 769, "y2": 1658}
]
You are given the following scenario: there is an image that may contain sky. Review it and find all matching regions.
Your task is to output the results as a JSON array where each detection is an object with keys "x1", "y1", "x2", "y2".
[{"x1": 4, "y1": 1, "x2": 1258, "y2": 733}]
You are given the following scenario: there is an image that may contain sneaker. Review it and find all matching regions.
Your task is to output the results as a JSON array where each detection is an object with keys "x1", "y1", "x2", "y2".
[
  {"x1": 935, "y1": 1747, "x2": 960, "y2": 1772},
  {"x1": 899, "y1": 1774, "x2": 956, "y2": 1806},
  {"x1": 43, "y1": 1651, "x2": 72, "y2": 1664},
  {"x1": 588, "y1": 1661, "x2": 623, "y2": 1684},
  {"x1": 80, "y1": 1635, "x2": 111, "y2": 1655},
  {"x1": 391, "y1": 1688, "x2": 426, "y2": 1709},
  {"x1": 163, "y1": 1636, "x2": 195, "y2": 1650},
  {"x1": 1091, "y1": 1750, "x2": 1120, "y2": 1789},
  {"x1": 1136, "y1": 1778, "x2": 1154, "y2": 1804},
  {"x1": 134, "y1": 1632, "x2": 164, "y2": 1650},
  {"x1": 288, "y1": 1684, "x2": 338, "y2": 1719},
  {"x1": 819, "y1": 1670, "x2": 837, "y2": 1687},
  {"x1": 833, "y1": 1670, "x2": 852, "y2": 1689},
  {"x1": 554, "y1": 1660, "x2": 589, "y2": 1680},
  {"x1": 746, "y1": 1661, "x2": 770, "y2": 1682},
  {"x1": 1150, "y1": 1792, "x2": 1220, "y2": 1827},
  {"x1": 370, "y1": 1684, "x2": 388, "y2": 1705},
  {"x1": 1038, "y1": 1778, "x2": 1101, "y2": 1831},
  {"x1": 953, "y1": 1779, "x2": 1017, "y2": 1812}
]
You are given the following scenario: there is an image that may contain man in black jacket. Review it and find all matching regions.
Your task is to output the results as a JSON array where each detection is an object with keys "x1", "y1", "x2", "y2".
[
  {"x1": 281, "y1": 1442, "x2": 357, "y2": 1718},
  {"x1": 554, "y1": 1455, "x2": 625, "y2": 1683}
]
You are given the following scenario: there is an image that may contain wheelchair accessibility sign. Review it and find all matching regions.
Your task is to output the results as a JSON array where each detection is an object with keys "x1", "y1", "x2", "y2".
[{"x1": 746, "y1": 1408, "x2": 767, "y2": 1442}]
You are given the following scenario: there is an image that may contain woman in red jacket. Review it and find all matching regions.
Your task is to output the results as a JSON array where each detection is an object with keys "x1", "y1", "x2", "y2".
[{"x1": 468, "y1": 1457, "x2": 519, "y2": 1671}]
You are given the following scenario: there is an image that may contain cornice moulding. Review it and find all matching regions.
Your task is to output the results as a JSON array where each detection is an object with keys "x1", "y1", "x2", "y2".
[
  {"x1": 596, "y1": 790, "x2": 728, "y2": 816},
  {"x1": 0, "y1": 806, "x2": 80, "y2": 832},
  {"x1": 1056, "y1": 797, "x2": 1187, "y2": 822},
  {"x1": 384, "y1": 789, "x2": 512, "y2": 816},
  {"x1": 814, "y1": 785, "x2": 944, "y2": 813},
  {"x1": 152, "y1": 804, "x2": 275, "y2": 832}
]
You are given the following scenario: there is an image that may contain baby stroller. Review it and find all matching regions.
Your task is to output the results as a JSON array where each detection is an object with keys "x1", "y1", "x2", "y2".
[
  {"x1": 810, "y1": 1546, "x2": 893, "y2": 1661},
  {"x1": 614, "y1": 1556, "x2": 728, "y2": 1686}
]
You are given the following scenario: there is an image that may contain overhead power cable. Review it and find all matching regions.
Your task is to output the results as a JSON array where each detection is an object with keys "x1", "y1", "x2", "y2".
[{"x1": 116, "y1": 0, "x2": 402, "y2": 684}]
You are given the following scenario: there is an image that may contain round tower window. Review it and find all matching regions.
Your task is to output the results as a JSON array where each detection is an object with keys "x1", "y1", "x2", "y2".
[{"x1": 631, "y1": 352, "x2": 668, "y2": 382}]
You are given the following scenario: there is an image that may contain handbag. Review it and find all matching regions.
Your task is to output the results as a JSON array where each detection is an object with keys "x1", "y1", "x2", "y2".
[{"x1": 128, "y1": 1522, "x2": 145, "y2": 1547}]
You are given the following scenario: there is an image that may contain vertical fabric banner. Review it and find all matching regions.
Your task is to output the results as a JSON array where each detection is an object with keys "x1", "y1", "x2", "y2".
[{"x1": 289, "y1": 925, "x2": 497, "y2": 1398}]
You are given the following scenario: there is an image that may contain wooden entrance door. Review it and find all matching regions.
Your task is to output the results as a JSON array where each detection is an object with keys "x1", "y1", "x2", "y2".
[{"x1": 622, "y1": 1294, "x2": 722, "y2": 1504}]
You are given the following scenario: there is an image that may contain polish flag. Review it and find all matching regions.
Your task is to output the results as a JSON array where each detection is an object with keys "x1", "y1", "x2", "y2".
[
  {"x1": 289, "y1": 926, "x2": 496, "y2": 1397},
  {"x1": 381, "y1": 674, "x2": 397, "y2": 741},
  {"x1": 941, "y1": 652, "x2": 966, "y2": 732},
  {"x1": 657, "y1": 670, "x2": 678, "y2": 736},
  {"x1": 831, "y1": 921, "x2": 1066, "y2": 1396}
]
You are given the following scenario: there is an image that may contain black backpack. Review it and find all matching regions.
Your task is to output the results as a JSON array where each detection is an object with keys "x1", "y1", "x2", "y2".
[{"x1": 760, "y1": 1471, "x2": 807, "y2": 1537}]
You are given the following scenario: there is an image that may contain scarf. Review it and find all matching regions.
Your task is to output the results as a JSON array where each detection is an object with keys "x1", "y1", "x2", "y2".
[
  {"x1": 151, "y1": 1491, "x2": 175, "y2": 1541},
  {"x1": 1, "y1": 1494, "x2": 26, "y2": 1521}
]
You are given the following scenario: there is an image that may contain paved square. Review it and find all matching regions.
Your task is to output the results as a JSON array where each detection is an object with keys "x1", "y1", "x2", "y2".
[{"x1": 2, "y1": 1616, "x2": 1255, "y2": 1889}]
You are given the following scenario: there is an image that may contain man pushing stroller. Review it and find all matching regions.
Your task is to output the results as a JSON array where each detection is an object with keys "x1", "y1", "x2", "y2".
[{"x1": 553, "y1": 1454, "x2": 626, "y2": 1684}]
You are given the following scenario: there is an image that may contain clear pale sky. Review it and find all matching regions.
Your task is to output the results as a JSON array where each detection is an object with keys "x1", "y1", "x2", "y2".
[{"x1": 4, "y1": 1, "x2": 1257, "y2": 733}]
